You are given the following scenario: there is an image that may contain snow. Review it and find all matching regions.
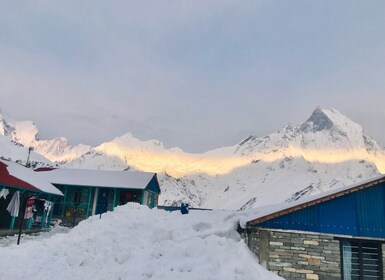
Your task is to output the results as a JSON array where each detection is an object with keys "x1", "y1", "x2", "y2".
[
  {"x1": 37, "y1": 167, "x2": 156, "y2": 190},
  {"x1": 62, "y1": 107, "x2": 385, "y2": 210},
  {"x1": 0, "y1": 223, "x2": 70, "y2": 247},
  {"x1": 0, "y1": 204, "x2": 281, "y2": 280},
  {"x1": 2, "y1": 107, "x2": 385, "y2": 211},
  {"x1": 0, "y1": 135, "x2": 52, "y2": 167},
  {"x1": 1, "y1": 159, "x2": 63, "y2": 196},
  {"x1": 320, "y1": 108, "x2": 365, "y2": 146},
  {"x1": 0, "y1": 112, "x2": 91, "y2": 163},
  {"x1": 32, "y1": 137, "x2": 91, "y2": 163}
]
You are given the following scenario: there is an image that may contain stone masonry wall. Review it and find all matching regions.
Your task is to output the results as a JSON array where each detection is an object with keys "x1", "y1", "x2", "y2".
[{"x1": 247, "y1": 228, "x2": 341, "y2": 280}]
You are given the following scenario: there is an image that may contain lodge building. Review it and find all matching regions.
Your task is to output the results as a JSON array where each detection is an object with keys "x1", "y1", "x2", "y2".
[
  {"x1": 244, "y1": 175, "x2": 385, "y2": 280},
  {"x1": 37, "y1": 167, "x2": 161, "y2": 222},
  {"x1": 0, "y1": 159, "x2": 160, "y2": 232}
]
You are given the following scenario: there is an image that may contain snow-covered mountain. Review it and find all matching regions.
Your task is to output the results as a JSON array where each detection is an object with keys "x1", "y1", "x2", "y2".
[
  {"x1": 198, "y1": 108, "x2": 385, "y2": 209},
  {"x1": 1, "y1": 108, "x2": 384, "y2": 210},
  {"x1": 0, "y1": 111, "x2": 91, "y2": 163}
]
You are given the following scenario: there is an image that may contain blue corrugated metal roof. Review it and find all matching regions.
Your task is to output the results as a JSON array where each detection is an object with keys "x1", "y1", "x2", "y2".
[{"x1": 253, "y1": 181, "x2": 385, "y2": 238}]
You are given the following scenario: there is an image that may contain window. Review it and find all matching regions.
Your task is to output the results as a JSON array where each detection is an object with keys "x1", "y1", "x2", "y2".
[{"x1": 341, "y1": 239, "x2": 383, "y2": 280}]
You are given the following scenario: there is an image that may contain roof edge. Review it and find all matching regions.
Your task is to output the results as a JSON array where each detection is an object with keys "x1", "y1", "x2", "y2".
[{"x1": 247, "y1": 176, "x2": 385, "y2": 226}]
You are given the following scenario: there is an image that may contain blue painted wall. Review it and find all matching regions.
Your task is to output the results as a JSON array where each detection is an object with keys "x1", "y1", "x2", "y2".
[
  {"x1": 146, "y1": 175, "x2": 161, "y2": 193},
  {"x1": 255, "y1": 182, "x2": 385, "y2": 238}
]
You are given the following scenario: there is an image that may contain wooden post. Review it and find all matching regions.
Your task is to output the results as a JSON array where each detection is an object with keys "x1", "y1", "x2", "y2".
[
  {"x1": 40, "y1": 210, "x2": 47, "y2": 229},
  {"x1": 86, "y1": 187, "x2": 92, "y2": 217},
  {"x1": 9, "y1": 216, "x2": 15, "y2": 230},
  {"x1": 61, "y1": 186, "x2": 68, "y2": 217},
  {"x1": 47, "y1": 203, "x2": 54, "y2": 228},
  {"x1": 141, "y1": 190, "x2": 145, "y2": 205},
  {"x1": 91, "y1": 188, "x2": 99, "y2": 216},
  {"x1": 112, "y1": 189, "x2": 117, "y2": 211},
  {"x1": 151, "y1": 192, "x2": 155, "y2": 208},
  {"x1": 26, "y1": 218, "x2": 33, "y2": 230}
]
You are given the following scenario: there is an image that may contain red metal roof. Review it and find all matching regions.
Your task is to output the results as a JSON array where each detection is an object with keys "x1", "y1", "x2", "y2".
[
  {"x1": 34, "y1": 167, "x2": 57, "y2": 172},
  {"x1": 0, "y1": 161, "x2": 42, "y2": 193}
]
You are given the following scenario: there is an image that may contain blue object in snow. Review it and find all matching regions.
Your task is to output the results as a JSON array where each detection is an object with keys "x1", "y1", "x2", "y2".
[{"x1": 181, "y1": 203, "x2": 189, "y2": 215}]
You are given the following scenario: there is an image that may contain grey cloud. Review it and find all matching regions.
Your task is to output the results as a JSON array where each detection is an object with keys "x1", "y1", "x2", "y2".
[{"x1": 1, "y1": 1, "x2": 385, "y2": 152}]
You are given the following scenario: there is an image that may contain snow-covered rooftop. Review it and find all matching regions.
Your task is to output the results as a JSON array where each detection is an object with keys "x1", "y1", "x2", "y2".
[
  {"x1": 37, "y1": 168, "x2": 157, "y2": 190},
  {"x1": 0, "y1": 159, "x2": 63, "y2": 196}
]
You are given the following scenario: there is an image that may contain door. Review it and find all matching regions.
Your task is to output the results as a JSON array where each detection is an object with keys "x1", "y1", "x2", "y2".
[{"x1": 96, "y1": 188, "x2": 109, "y2": 215}]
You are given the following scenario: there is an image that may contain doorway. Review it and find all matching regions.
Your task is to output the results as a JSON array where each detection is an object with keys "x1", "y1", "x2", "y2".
[{"x1": 96, "y1": 188, "x2": 109, "y2": 215}]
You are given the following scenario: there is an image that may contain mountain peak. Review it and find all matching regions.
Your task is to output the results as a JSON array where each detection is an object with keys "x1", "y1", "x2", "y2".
[
  {"x1": 299, "y1": 107, "x2": 363, "y2": 135},
  {"x1": 0, "y1": 111, "x2": 15, "y2": 137},
  {"x1": 300, "y1": 107, "x2": 333, "y2": 133}
]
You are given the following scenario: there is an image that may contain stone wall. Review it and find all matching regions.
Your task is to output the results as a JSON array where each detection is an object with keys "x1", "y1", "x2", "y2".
[{"x1": 247, "y1": 228, "x2": 341, "y2": 280}]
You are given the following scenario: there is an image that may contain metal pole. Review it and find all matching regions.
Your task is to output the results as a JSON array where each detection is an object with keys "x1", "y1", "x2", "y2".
[
  {"x1": 17, "y1": 194, "x2": 29, "y2": 245},
  {"x1": 26, "y1": 147, "x2": 33, "y2": 168}
]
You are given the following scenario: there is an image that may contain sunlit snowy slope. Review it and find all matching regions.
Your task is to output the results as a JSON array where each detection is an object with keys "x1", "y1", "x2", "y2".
[
  {"x1": 0, "y1": 112, "x2": 91, "y2": 163},
  {"x1": 1, "y1": 108, "x2": 384, "y2": 210}
]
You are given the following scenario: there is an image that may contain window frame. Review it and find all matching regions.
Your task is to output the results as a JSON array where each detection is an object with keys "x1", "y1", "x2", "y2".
[{"x1": 338, "y1": 238, "x2": 383, "y2": 280}]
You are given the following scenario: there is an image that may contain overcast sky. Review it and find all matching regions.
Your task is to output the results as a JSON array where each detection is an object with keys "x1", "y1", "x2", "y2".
[{"x1": 1, "y1": 1, "x2": 385, "y2": 152}]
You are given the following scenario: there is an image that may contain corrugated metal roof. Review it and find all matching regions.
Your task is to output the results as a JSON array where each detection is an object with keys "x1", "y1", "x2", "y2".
[
  {"x1": 36, "y1": 168, "x2": 157, "y2": 190},
  {"x1": 252, "y1": 181, "x2": 385, "y2": 238},
  {"x1": 246, "y1": 174, "x2": 385, "y2": 226},
  {"x1": 0, "y1": 160, "x2": 63, "y2": 196}
]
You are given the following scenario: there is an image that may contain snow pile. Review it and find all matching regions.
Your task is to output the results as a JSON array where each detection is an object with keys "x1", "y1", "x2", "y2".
[{"x1": 0, "y1": 204, "x2": 281, "y2": 280}]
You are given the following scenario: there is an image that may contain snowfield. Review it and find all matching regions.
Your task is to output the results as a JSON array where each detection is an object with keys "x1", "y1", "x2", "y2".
[{"x1": 0, "y1": 204, "x2": 281, "y2": 280}]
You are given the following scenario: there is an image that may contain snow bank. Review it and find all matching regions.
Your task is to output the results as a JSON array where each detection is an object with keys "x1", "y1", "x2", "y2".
[{"x1": 0, "y1": 204, "x2": 281, "y2": 280}]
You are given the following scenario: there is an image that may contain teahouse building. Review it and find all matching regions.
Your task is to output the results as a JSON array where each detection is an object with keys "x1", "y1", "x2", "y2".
[
  {"x1": 0, "y1": 159, "x2": 63, "y2": 231},
  {"x1": 245, "y1": 175, "x2": 385, "y2": 280},
  {"x1": 1, "y1": 159, "x2": 161, "y2": 231},
  {"x1": 35, "y1": 168, "x2": 161, "y2": 222}
]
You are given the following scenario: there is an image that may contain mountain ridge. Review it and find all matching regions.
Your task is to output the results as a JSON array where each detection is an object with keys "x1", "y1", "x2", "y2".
[
  {"x1": 0, "y1": 111, "x2": 92, "y2": 163},
  {"x1": 1, "y1": 108, "x2": 384, "y2": 210}
]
